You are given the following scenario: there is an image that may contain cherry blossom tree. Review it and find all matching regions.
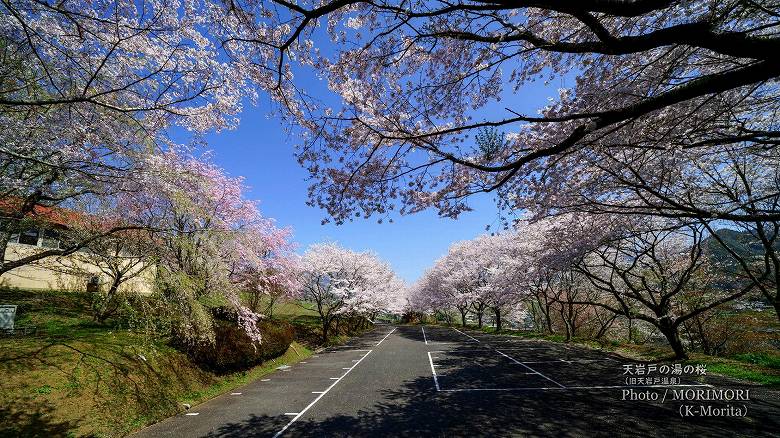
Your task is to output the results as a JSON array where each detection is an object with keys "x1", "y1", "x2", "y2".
[
  {"x1": 215, "y1": 1, "x2": 777, "y2": 225},
  {"x1": 298, "y1": 242, "x2": 403, "y2": 342},
  {"x1": 411, "y1": 232, "x2": 534, "y2": 329},
  {"x1": 223, "y1": 1, "x2": 779, "y2": 321},
  {"x1": 554, "y1": 218, "x2": 757, "y2": 359},
  {"x1": 70, "y1": 228, "x2": 156, "y2": 324},
  {"x1": 0, "y1": 0, "x2": 255, "y2": 274},
  {"x1": 119, "y1": 150, "x2": 298, "y2": 346}
]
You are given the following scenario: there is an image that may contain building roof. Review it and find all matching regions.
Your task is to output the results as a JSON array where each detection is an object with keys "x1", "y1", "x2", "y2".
[{"x1": 0, "y1": 199, "x2": 81, "y2": 228}]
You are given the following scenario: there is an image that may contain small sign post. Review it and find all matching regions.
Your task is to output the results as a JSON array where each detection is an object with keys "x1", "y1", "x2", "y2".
[{"x1": 0, "y1": 305, "x2": 17, "y2": 332}]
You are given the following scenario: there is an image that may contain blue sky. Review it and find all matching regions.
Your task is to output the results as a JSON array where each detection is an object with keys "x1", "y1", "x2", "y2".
[
  {"x1": 198, "y1": 63, "x2": 565, "y2": 283},
  {"x1": 204, "y1": 114, "x2": 502, "y2": 284}
]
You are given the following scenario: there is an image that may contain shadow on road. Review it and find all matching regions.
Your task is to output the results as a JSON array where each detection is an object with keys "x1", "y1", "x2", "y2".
[{"x1": 202, "y1": 325, "x2": 780, "y2": 438}]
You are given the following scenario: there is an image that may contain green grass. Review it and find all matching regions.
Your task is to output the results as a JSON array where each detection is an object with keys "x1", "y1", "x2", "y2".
[
  {"x1": 0, "y1": 289, "x2": 313, "y2": 437},
  {"x1": 270, "y1": 300, "x2": 319, "y2": 318},
  {"x1": 731, "y1": 352, "x2": 780, "y2": 370},
  {"x1": 179, "y1": 341, "x2": 311, "y2": 406},
  {"x1": 702, "y1": 360, "x2": 780, "y2": 386}
]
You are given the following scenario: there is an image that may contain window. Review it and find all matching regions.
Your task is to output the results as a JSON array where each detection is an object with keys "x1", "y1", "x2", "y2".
[
  {"x1": 41, "y1": 229, "x2": 61, "y2": 248},
  {"x1": 18, "y1": 229, "x2": 40, "y2": 246}
]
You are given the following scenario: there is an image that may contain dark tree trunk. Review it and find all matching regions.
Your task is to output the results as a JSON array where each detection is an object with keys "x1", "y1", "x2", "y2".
[
  {"x1": 96, "y1": 277, "x2": 122, "y2": 323},
  {"x1": 322, "y1": 318, "x2": 331, "y2": 344},
  {"x1": 594, "y1": 314, "x2": 617, "y2": 339},
  {"x1": 477, "y1": 311, "x2": 483, "y2": 328},
  {"x1": 774, "y1": 297, "x2": 780, "y2": 324},
  {"x1": 544, "y1": 303, "x2": 554, "y2": 334},
  {"x1": 459, "y1": 308, "x2": 467, "y2": 327},
  {"x1": 659, "y1": 322, "x2": 688, "y2": 360},
  {"x1": 494, "y1": 308, "x2": 502, "y2": 331}
]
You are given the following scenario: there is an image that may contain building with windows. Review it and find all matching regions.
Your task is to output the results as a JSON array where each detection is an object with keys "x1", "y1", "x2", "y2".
[{"x1": 1, "y1": 202, "x2": 155, "y2": 294}]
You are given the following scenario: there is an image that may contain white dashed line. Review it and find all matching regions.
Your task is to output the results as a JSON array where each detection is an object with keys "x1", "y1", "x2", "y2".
[
  {"x1": 261, "y1": 379, "x2": 270, "y2": 382},
  {"x1": 422, "y1": 326, "x2": 428, "y2": 345},
  {"x1": 185, "y1": 413, "x2": 199, "y2": 416},
  {"x1": 273, "y1": 350, "x2": 374, "y2": 438},
  {"x1": 230, "y1": 392, "x2": 242, "y2": 395},
  {"x1": 375, "y1": 327, "x2": 397, "y2": 346}
]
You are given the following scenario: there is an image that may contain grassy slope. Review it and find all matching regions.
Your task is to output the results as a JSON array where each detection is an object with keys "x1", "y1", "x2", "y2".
[
  {"x1": 474, "y1": 326, "x2": 780, "y2": 387},
  {"x1": 0, "y1": 290, "x2": 312, "y2": 437}
]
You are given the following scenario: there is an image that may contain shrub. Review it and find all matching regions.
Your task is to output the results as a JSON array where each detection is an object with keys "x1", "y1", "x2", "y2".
[{"x1": 186, "y1": 307, "x2": 294, "y2": 373}]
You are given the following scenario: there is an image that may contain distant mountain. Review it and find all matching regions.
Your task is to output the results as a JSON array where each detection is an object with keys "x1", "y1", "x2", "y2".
[
  {"x1": 704, "y1": 228, "x2": 769, "y2": 263},
  {"x1": 704, "y1": 229, "x2": 777, "y2": 303}
]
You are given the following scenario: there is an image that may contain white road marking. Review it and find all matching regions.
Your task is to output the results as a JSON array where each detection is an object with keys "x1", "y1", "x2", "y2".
[
  {"x1": 427, "y1": 351, "x2": 441, "y2": 391},
  {"x1": 495, "y1": 349, "x2": 566, "y2": 388},
  {"x1": 342, "y1": 367, "x2": 351, "y2": 369},
  {"x1": 452, "y1": 328, "x2": 480, "y2": 343},
  {"x1": 185, "y1": 413, "x2": 199, "y2": 416},
  {"x1": 261, "y1": 379, "x2": 271, "y2": 382},
  {"x1": 312, "y1": 391, "x2": 324, "y2": 394},
  {"x1": 272, "y1": 350, "x2": 373, "y2": 438},
  {"x1": 284, "y1": 413, "x2": 299, "y2": 416},
  {"x1": 329, "y1": 377, "x2": 339, "y2": 380},
  {"x1": 375, "y1": 327, "x2": 397, "y2": 346},
  {"x1": 230, "y1": 392, "x2": 242, "y2": 395},
  {"x1": 422, "y1": 326, "x2": 428, "y2": 345},
  {"x1": 300, "y1": 362, "x2": 307, "y2": 364}
]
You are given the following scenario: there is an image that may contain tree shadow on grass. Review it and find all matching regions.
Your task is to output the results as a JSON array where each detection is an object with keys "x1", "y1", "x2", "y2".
[
  {"x1": 0, "y1": 334, "x2": 220, "y2": 436},
  {"x1": 0, "y1": 403, "x2": 81, "y2": 438}
]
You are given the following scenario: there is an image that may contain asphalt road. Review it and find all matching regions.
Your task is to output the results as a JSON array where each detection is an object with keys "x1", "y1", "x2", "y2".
[{"x1": 133, "y1": 325, "x2": 780, "y2": 437}]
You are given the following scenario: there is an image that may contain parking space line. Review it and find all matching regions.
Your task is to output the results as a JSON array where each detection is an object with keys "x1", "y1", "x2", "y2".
[
  {"x1": 495, "y1": 349, "x2": 566, "y2": 388},
  {"x1": 452, "y1": 328, "x2": 480, "y2": 343},
  {"x1": 422, "y1": 326, "x2": 428, "y2": 345},
  {"x1": 427, "y1": 351, "x2": 441, "y2": 391},
  {"x1": 272, "y1": 350, "x2": 374, "y2": 438},
  {"x1": 376, "y1": 328, "x2": 397, "y2": 346}
]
